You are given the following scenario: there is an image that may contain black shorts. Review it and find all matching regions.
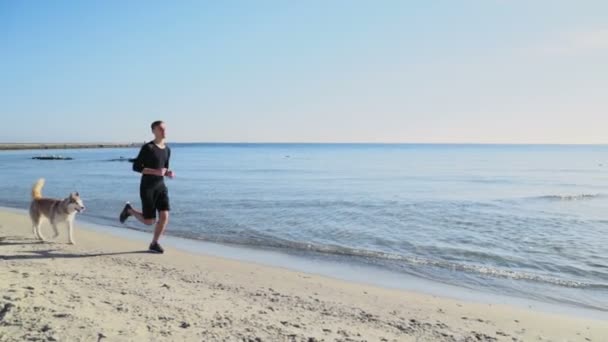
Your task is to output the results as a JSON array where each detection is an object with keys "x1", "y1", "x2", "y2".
[{"x1": 140, "y1": 185, "x2": 170, "y2": 220}]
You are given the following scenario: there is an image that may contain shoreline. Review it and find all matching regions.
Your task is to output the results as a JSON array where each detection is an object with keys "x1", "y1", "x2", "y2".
[
  {"x1": 1, "y1": 209, "x2": 606, "y2": 341},
  {"x1": 0, "y1": 143, "x2": 141, "y2": 151},
  {"x1": 3, "y1": 206, "x2": 606, "y2": 320}
]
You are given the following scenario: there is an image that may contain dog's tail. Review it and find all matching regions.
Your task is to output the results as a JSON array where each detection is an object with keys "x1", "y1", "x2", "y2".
[{"x1": 32, "y1": 178, "x2": 45, "y2": 199}]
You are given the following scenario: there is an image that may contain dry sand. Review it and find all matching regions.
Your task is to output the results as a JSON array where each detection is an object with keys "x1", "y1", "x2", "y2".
[{"x1": 0, "y1": 209, "x2": 605, "y2": 341}]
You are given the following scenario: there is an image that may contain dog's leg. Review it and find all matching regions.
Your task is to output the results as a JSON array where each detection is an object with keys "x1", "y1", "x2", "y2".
[
  {"x1": 68, "y1": 220, "x2": 75, "y2": 245},
  {"x1": 52, "y1": 224, "x2": 59, "y2": 238},
  {"x1": 30, "y1": 212, "x2": 42, "y2": 241},
  {"x1": 32, "y1": 225, "x2": 40, "y2": 240},
  {"x1": 36, "y1": 224, "x2": 46, "y2": 242}
]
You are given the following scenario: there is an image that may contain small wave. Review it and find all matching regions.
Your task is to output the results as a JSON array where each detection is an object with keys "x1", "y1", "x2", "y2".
[
  {"x1": 66, "y1": 210, "x2": 608, "y2": 291},
  {"x1": 109, "y1": 222, "x2": 608, "y2": 290},
  {"x1": 531, "y1": 194, "x2": 605, "y2": 201},
  {"x1": 229, "y1": 237, "x2": 608, "y2": 290}
]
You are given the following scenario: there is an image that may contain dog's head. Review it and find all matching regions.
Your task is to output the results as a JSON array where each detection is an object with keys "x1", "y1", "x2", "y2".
[{"x1": 66, "y1": 192, "x2": 85, "y2": 213}]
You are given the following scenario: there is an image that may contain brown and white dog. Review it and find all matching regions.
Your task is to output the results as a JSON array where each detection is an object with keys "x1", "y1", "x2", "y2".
[{"x1": 29, "y1": 179, "x2": 85, "y2": 244}]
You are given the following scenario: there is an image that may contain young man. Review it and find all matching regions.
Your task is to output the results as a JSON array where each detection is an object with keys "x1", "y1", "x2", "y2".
[{"x1": 119, "y1": 120, "x2": 175, "y2": 253}]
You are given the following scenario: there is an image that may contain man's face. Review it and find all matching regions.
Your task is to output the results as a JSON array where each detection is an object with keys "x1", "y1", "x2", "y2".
[{"x1": 153, "y1": 122, "x2": 167, "y2": 139}]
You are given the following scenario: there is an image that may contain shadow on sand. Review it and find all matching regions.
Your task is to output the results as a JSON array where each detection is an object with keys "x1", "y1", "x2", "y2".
[{"x1": 0, "y1": 236, "x2": 149, "y2": 260}]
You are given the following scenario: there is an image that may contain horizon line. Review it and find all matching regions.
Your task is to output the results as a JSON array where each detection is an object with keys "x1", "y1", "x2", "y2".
[{"x1": 2, "y1": 141, "x2": 608, "y2": 146}]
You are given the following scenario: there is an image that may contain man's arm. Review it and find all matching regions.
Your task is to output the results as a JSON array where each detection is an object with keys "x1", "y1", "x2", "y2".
[
  {"x1": 132, "y1": 146, "x2": 147, "y2": 173},
  {"x1": 133, "y1": 145, "x2": 166, "y2": 176},
  {"x1": 142, "y1": 168, "x2": 166, "y2": 176},
  {"x1": 165, "y1": 147, "x2": 175, "y2": 178},
  {"x1": 164, "y1": 148, "x2": 170, "y2": 169}
]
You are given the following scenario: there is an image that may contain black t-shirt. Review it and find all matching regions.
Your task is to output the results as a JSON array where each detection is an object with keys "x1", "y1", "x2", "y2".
[{"x1": 132, "y1": 141, "x2": 171, "y2": 189}]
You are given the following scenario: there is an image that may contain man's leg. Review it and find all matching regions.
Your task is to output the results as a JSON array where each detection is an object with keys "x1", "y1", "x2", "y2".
[
  {"x1": 128, "y1": 207, "x2": 155, "y2": 226},
  {"x1": 148, "y1": 188, "x2": 170, "y2": 253},
  {"x1": 152, "y1": 210, "x2": 169, "y2": 243},
  {"x1": 120, "y1": 187, "x2": 156, "y2": 225}
]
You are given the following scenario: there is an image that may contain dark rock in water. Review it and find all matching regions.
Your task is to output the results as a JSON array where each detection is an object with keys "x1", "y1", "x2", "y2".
[
  {"x1": 107, "y1": 157, "x2": 136, "y2": 162},
  {"x1": 32, "y1": 155, "x2": 73, "y2": 160}
]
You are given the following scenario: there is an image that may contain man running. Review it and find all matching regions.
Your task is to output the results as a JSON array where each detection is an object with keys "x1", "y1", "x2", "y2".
[{"x1": 119, "y1": 120, "x2": 174, "y2": 253}]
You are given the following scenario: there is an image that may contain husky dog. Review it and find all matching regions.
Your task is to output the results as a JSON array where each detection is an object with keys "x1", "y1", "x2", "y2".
[{"x1": 29, "y1": 179, "x2": 85, "y2": 244}]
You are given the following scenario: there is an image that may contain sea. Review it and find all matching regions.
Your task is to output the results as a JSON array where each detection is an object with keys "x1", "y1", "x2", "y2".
[{"x1": 1, "y1": 143, "x2": 607, "y2": 313}]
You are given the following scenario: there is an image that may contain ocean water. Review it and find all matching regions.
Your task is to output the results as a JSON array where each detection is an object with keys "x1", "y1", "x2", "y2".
[{"x1": 1, "y1": 143, "x2": 607, "y2": 312}]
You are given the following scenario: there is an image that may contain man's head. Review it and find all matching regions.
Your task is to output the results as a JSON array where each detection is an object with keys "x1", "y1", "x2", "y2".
[{"x1": 151, "y1": 120, "x2": 166, "y2": 140}]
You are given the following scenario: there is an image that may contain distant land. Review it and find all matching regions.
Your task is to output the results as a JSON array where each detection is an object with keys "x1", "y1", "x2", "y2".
[{"x1": 0, "y1": 143, "x2": 141, "y2": 151}]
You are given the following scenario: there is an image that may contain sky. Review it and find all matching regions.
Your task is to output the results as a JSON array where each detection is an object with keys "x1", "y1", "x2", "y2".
[{"x1": 1, "y1": 0, "x2": 607, "y2": 144}]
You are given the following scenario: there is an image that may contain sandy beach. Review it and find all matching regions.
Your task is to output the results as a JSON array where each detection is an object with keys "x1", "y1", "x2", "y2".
[{"x1": 0, "y1": 209, "x2": 605, "y2": 342}]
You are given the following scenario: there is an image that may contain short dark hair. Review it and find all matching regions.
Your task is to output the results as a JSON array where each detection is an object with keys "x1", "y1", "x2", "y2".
[{"x1": 151, "y1": 120, "x2": 164, "y2": 130}]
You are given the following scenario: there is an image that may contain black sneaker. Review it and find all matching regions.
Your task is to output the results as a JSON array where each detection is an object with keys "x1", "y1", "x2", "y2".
[
  {"x1": 119, "y1": 202, "x2": 132, "y2": 223},
  {"x1": 149, "y1": 242, "x2": 164, "y2": 254}
]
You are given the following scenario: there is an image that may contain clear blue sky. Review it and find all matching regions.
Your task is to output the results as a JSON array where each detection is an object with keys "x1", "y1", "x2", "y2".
[{"x1": 1, "y1": 1, "x2": 607, "y2": 143}]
